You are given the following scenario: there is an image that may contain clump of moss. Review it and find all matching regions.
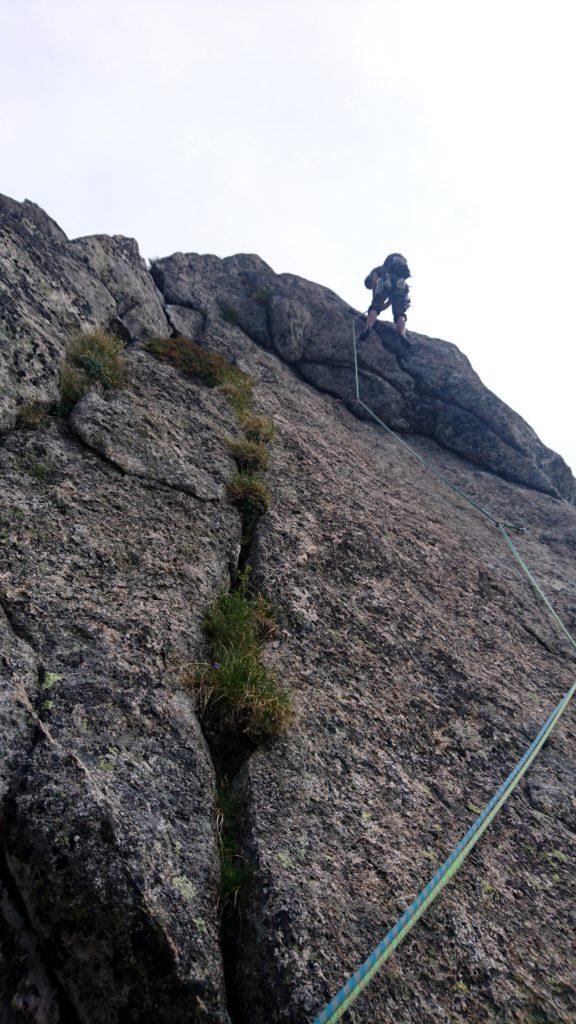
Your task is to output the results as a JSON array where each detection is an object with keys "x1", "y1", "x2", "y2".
[
  {"x1": 56, "y1": 330, "x2": 126, "y2": 415},
  {"x1": 184, "y1": 572, "x2": 291, "y2": 742},
  {"x1": 15, "y1": 402, "x2": 49, "y2": 430},
  {"x1": 227, "y1": 437, "x2": 269, "y2": 473},
  {"x1": 146, "y1": 335, "x2": 253, "y2": 415},
  {"x1": 241, "y1": 413, "x2": 276, "y2": 444}
]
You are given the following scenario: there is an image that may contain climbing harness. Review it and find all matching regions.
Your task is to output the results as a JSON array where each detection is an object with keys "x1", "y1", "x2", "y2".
[{"x1": 312, "y1": 316, "x2": 575, "y2": 1024}]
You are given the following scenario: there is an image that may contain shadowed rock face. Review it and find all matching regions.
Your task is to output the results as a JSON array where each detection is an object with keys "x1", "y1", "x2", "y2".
[{"x1": 1, "y1": 197, "x2": 575, "y2": 1024}]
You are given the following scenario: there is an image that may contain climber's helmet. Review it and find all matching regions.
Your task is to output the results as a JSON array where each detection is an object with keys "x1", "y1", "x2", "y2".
[{"x1": 383, "y1": 253, "x2": 411, "y2": 279}]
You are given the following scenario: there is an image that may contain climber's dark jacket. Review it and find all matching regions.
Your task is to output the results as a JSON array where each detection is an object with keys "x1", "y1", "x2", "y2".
[{"x1": 364, "y1": 264, "x2": 411, "y2": 321}]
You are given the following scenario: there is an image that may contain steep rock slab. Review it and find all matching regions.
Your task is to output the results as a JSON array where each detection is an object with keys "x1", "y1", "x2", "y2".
[
  {"x1": 0, "y1": 194, "x2": 169, "y2": 430},
  {"x1": 70, "y1": 349, "x2": 233, "y2": 501},
  {"x1": 0, "y1": 352, "x2": 242, "y2": 1022},
  {"x1": 152, "y1": 251, "x2": 574, "y2": 501},
  {"x1": 194, "y1": 337, "x2": 576, "y2": 1023},
  {"x1": 1, "y1": 194, "x2": 574, "y2": 1021}
]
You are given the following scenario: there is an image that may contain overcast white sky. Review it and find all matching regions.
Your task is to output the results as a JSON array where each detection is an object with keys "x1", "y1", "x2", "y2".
[{"x1": 2, "y1": 0, "x2": 574, "y2": 470}]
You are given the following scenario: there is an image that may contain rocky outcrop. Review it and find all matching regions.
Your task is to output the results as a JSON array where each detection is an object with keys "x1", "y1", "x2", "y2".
[
  {"x1": 0, "y1": 194, "x2": 169, "y2": 430},
  {"x1": 152, "y1": 251, "x2": 575, "y2": 502},
  {"x1": 1, "y1": 196, "x2": 575, "y2": 1023}
]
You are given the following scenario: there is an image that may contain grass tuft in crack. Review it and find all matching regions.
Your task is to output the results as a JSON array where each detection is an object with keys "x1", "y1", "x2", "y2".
[
  {"x1": 216, "y1": 785, "x2": 251, "y2": 935},
  {"x1": 227, "y1": 472, "x2": 271, "y2": 556},
  {"x1": 227, "y1": 473, "x2": 270, "y2": 516},
  {"x1": 226, "y1": 437, "x2": 269, "y2": 473},
  {"x1": 183, "y1": 570, "x2": 290, "y2": 743},
  {"x1": 56, "y1": 329, "x2": 126, "y2": 415},
  {"x1": 240, "y1": 413, "x2": 276, "y2": 445}
]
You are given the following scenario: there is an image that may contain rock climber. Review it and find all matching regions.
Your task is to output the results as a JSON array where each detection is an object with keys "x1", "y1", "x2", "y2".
[{"x1": 359, "y1": 253, "x2": 411, "y2": 340}]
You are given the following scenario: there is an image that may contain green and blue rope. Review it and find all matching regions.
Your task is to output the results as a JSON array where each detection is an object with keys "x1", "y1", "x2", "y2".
[
  {"x1": 313, "y1": 671, "x2": 575, "y2": 1023},
  {"x1": 311, "y1": 316, "x2": 576, "y2": 1023}
]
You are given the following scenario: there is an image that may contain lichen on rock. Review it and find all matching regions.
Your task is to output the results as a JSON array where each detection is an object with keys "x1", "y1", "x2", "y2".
[{"x1": 0, "y1": 194, "x2": 575, "y2": 1024}]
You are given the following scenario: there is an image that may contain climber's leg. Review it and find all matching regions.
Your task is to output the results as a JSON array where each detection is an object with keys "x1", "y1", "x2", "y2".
[
  {"x1": 394, "y1": 314, "x2": 407, "y2": 337},
  {"x1": 359, "y1": 307, "x2": 379, "y2": 341},
  {"x1": 391, "y1": 289, "x2": 410, "y2": 338}
]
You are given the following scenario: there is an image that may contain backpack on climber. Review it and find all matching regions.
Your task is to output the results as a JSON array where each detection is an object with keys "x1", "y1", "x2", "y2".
[{"x1": 360, "y1": 253, "x2": 411, "y2": 341}]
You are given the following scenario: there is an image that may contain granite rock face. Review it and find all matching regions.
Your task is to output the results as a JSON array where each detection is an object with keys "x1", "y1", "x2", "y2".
[
  {"x1": 153, "y1": 251, "x2": 575, "y2": 502},
  {"x1": 0, "y1": 197, "x2": 575, "y2": 1024},
  {"x1": 0, "y1": 194, "x2": 169, "y2": 430},
  {"x1": 228, "y1": 371, "x2": 576, "y2": 1024},
  {"x1": 0, "y1": 349, "x2": 240, "y2": 1023}
]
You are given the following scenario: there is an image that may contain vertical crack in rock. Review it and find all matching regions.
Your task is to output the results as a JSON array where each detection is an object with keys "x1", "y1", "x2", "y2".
[
  {"x1": 1, "y1": 403, "x2": 239, "y2": 1022},
  {"x1": 191, "y1": 487, "x2": 278, "y2": 1023},
  {"x1": 4, "y1": 197, "x2": 575, "y2": 1023},
  {"x1": 196, "y1": 537, "x2": 263, "y2": 1023}
]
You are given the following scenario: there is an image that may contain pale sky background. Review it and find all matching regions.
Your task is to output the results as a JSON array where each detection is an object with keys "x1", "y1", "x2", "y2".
[{"x1": 2, "y1": 0, "x2": 574, "y2": 470}]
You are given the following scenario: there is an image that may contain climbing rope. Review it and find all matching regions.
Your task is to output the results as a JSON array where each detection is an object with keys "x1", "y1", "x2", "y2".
[
  {"x1": 311, "y1": 316, "x2": 576, "y2": 1024},
  {"x1": 351, "y1": 315, "x2": 525, "y2": 532}
]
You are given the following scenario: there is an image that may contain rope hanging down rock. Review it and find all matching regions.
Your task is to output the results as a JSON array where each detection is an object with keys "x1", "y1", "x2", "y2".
[{"x1": 311, "y1": 317, "x2": 576, "y2": 1024}]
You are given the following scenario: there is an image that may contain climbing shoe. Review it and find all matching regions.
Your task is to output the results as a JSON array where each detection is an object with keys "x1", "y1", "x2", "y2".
[{"x1": 359, "y1": 328, "x2": 371, "y2": 342}]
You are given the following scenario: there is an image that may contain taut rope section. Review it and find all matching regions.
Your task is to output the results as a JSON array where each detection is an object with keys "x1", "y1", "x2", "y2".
[{"x1": 311, "y1": 316, "x2": 575, "y2": 1023}]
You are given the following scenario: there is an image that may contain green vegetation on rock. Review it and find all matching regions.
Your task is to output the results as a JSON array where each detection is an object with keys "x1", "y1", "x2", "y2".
[
  {"x1": 216, "y1": 786, "x2": 251, "y2": 933},
  {"x1": 57, "y1": 329, "x2": 126, "y2": 415},
  {"x1": 57, "y1": 363, "x2": 92, "y2": 416},
  {"x1": 228, "y1": 472, "x2": 271, "y2": 554},
  {"x1": 67, "y1": 330, "x2": 126, "y2": 388},
  {"x1": 226, "y1": 437, "x2": 269, "y2": 473},
  {"x1": 146, "y1": 334, "x2": 253, "y2": 416},
  {"x1": 184, "y1": 571, "x2": 291, "y2": 742},
  {"x1": 150, "y1": 334, "x2": 285, "y2": 740},
  {"x1": 241, "y1": 413, "x2": 276, "y2": 444},
  {"x1": 15, "y1": 401, "x2": 49, "y2": 430}
]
